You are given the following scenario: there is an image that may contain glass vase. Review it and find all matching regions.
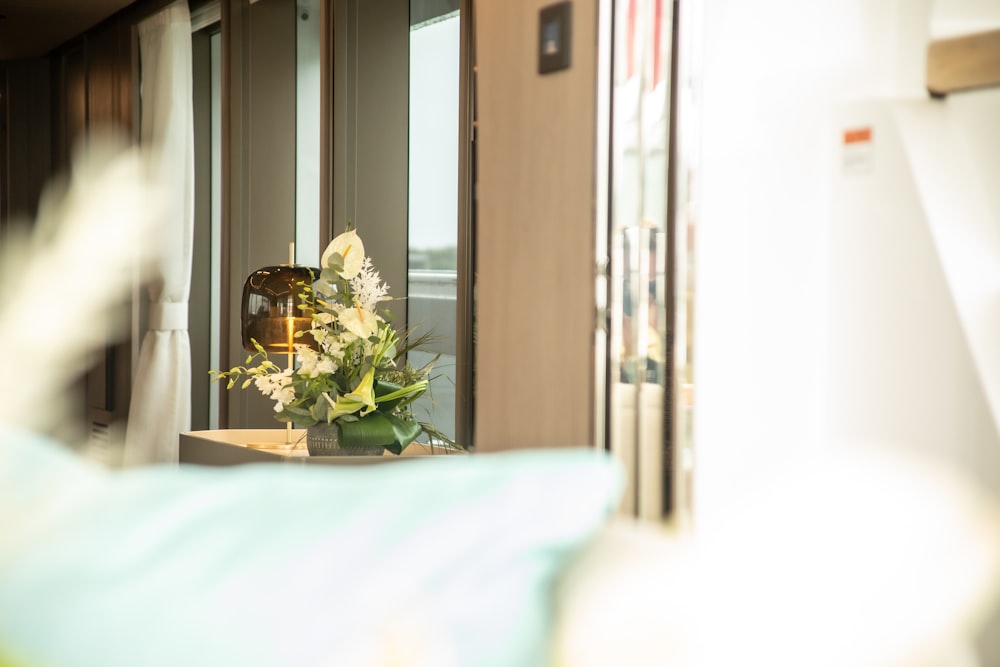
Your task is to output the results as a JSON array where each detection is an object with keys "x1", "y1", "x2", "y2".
[{"x1": 306, "y1": 421, "x2": 385, "y2": 456}]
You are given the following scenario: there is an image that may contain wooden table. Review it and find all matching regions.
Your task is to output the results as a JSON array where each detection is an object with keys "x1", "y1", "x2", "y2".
[{"x1": 179, "y1": 429, "x2": 463, "y2": 466}]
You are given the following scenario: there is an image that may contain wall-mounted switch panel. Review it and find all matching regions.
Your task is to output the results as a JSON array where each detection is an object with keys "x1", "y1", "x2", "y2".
[{"x1": 539, "y1": 2, "x2": 572, "y2": 74}]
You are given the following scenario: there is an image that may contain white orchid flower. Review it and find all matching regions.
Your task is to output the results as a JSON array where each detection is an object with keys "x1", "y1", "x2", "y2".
[
  {"x1": 253, "y1": 368, "x2": 293, "y2": 398},
  {"x1": 296, "y1": 346, "x2": 321, "y2": 378},
  {"x1": 321, "y1": 229, "x2": 365, "y2": 279},
  {"x1": 315, "y1": 356, "x2": 338, "y2": 375},
  {"x1": 321, "y1": 335, "x2": 346, "y2": 360},
  {"x1": 274, "y1": 385, "x2": 296, "y2": 407}
]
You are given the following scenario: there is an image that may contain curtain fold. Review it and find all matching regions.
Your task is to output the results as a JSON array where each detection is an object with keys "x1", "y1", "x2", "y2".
[{"x1": 123, "y1": 0, "x2": 194, "y2": 465}]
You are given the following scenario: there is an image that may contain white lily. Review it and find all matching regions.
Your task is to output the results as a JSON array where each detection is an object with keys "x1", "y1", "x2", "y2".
[
  {"x1": 345, "y1": 368, "x2": 377, "y2": 415},
  {"x1": 320, "y1": 368, "x2": 377, "y2": 420}
]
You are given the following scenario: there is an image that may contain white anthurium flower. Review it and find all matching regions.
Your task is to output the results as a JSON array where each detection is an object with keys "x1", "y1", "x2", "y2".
[
  {"x1": 314, "y1": 312, "x2": 335, "y2": 325},
  {"x1": 321, "y1": 229, "x2": 365, "y2": 279},
  {"x1": 339, "y1": 303, "x2": 381, "y2": 339}
]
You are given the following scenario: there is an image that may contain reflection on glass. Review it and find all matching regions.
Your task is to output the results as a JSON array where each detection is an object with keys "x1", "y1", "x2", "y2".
[
  {"x1": 209, "y1": 29, "x2": 222, "y2": 428},
  {"x1": 407, "y1": 4, "x2": 461, "y2": 443},
  {"x1": 608, "y1": 0, "x2": 673, "y2": 519},
  {"x1": 672, "y1": 0, "x2": 700, "y2": 521},
  {"x1": 296, "y1": 0, "x2": 321, "y2": 265}
]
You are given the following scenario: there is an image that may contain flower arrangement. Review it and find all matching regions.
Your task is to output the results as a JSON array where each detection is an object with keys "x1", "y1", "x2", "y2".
[{"x1": 211, "y1": 228, "x2": 445, "y2": 455}]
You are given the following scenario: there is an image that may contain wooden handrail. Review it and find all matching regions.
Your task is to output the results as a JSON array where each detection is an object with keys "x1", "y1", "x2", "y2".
[{"x1": 927, "y1": 28, "x2": 1000, "y2": 97}]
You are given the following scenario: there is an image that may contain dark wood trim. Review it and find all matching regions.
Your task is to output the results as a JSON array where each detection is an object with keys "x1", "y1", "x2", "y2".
[
  {"x1": 454, "y1": 0, "x2": 475, "y2": 449},
  {"x1": 319, "y1": 0, "x2": 334, "y2": 249},
  {"x1": 0, "y1": 64, "x2": 7, "y2": 232},
  {"x1": 218, "y1": 0, "x2": 240, "y2": 427},
  {"x1": 663, "y1": 0, "x2": 680, "y2": 518}
]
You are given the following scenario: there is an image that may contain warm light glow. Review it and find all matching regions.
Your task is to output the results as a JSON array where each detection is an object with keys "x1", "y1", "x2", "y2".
[{"x1": 251, "y1": 316, "x2": 312, "y2": 354}]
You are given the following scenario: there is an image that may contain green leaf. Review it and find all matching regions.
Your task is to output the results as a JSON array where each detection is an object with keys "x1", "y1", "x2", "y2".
[
  {"x1": 374, "y1": 380, "x2": 403, "y2": 411},
  {"x1": 338, "y1": 411, "x2": 396, "y2": 448},
  {"x1": 283, "y1": 405, "x2": 313, "y2": 418},
  {"x1": 337, "y1": 410, "x2": 422, "y2": 455},
  {"x1": 382, "y1": 411, "x2": 423, "y2": 455},
  {"x1": 310, "y1": 396, "x2": 333, "y2": 422},
  {"x1": 375, "y1": 380, "x2": 428, "y2": 406},
  {"x1": 315, "y1": 281, "x2": 337, "y2": 297}
]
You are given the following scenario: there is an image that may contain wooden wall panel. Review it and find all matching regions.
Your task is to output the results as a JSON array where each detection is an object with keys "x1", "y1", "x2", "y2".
[
  {"x1": 88, "y1": 23, "x2": 119, "y2": 130},
  {"x1": 473, "y1": 0, "x2": 597, "y2": 450},
  {"x1": 62, "y1": 43, "x2": 89, "y2": 167},
  {"x1": 1, "y1": 0, "x2": 173, "y2": 447},
  {"x1": 49, "y1": 9, "x2": 142, "y2": 440},
  {"x1": 1, "y1": 60, "x2": 52, "y2": 224}
]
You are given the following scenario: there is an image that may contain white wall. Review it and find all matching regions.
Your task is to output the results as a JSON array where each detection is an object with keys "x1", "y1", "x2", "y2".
[
  {"x1": 693, "y1": 0, "x2": 1000, "y2": 523},
  {"x1": 829, "y1": 97, "x2": 1000, "y2": 488}
]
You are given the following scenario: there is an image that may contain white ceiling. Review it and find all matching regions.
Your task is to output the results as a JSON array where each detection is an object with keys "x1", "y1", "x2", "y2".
[{"x1": 0, "y1": 0, "x2": 136, "y2": 60}]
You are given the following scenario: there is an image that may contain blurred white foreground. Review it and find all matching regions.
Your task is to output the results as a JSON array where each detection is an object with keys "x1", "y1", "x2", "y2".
[{"x1": 554, "y1": 441, "x2": 1000, "y2": 667}]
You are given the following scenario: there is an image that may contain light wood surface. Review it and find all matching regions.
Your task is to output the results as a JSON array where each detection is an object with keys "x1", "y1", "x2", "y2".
[
  {"x1": 474, "y1": 0, "x2": 597, "y2": 451},
  {"x1": 179, "y1": 430, "x2": 463, "y2": 466},
  {"x1": 927, "y1": 29, "x2": 1000, "y2": 96}
]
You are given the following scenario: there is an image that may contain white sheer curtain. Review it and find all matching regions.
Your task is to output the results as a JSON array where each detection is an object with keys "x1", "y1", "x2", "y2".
[{"x1": 123, "y1": 0, "x2": 194, "y2": 465}]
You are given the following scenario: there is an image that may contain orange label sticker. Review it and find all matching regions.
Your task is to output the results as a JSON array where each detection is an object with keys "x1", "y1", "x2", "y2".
[
  {"x1": 843, "y1": 127, "x2": 872, "y2": 144},
  {"x1": 842, "y1": 125, "x2": 874, "y2": 174}
]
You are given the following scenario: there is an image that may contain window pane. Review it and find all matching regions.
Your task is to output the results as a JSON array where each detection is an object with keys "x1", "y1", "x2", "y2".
[
  {"x1": 296, "y1": 0, "x2": 321, "y2": 265},
  {"x1": 408, "y1": 9, "x2": 460, "y2": 443}
]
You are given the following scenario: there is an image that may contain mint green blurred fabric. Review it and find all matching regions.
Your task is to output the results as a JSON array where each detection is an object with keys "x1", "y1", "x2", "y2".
[{"x1": 0, "y1": 427, "x2": 621, "y2": 667}]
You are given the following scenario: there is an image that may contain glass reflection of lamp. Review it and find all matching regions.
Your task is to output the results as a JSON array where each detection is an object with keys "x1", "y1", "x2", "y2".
[{"x1": 240, "y1": 243, "x2": 318, "y2": 446}]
